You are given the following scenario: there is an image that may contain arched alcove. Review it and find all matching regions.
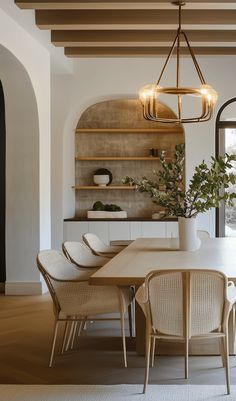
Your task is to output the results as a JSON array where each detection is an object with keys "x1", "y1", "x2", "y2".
[
  {"x1": 75, "y1": 98, "x2": 185, "y2": 218},
  {"x1": 0, "y1": 45, "x2": 41, "y2": 294}
]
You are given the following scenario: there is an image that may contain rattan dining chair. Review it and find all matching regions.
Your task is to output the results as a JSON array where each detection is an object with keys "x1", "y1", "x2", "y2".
[
  {"x1": 37, "y1": 250, "x2": 134, "y2": 368},
  {"x1": 82, "y1": 233, "x2": 125, "y2": 257},
  {"x1": 136, "y1": 269, "x2": 236, "y2": 394},
  {"x1": 197, "y1": 230, "x2": 210, "y2": 239},
  {"x1": 62, "y1": 241, "x2": 110, "y2": 269},
  {"x1": 63, "y1": 240, "x2": 134, "y2": 338}
]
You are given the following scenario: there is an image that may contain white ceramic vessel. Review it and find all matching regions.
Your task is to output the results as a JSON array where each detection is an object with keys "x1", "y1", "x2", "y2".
[
  {"x1": 178, "y1": 216, "x2": 201, "y2": 251},
  {"x1": 93, "y1": 174, "x2": 110, "y2": 186}
]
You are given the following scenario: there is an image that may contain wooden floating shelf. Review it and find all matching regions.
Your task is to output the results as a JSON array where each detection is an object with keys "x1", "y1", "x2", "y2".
[
  {"x1": 76, "y1": 128, "x2": 182, "y2": 134},
  {"x1": 75, "y1": 156, "x2": 170, "y2": 161},
  {"x1": 72, "y1": 185, "x2": 135, "y2": 190}
]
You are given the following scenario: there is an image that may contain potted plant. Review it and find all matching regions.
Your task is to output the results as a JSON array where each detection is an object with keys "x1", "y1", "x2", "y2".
[
  {"x1": 123, "y1": 143, "x2": 236, "y2": 250},
  {"x1": 87, "y1": 201, "x2": 127, "y2": 219}
]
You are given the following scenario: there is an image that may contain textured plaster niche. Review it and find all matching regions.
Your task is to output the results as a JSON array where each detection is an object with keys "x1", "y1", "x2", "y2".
[
  {"x1": 75, "y1": 98, "x2": 185, "y2": 218},
  {"x1": 0, "y1": 45, "x2": 40, "y2": 294}
]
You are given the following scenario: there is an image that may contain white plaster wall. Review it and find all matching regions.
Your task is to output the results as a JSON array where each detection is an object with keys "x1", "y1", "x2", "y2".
[
  {"x1": 0, "y1": 8, "x2": 51, "y2": 293},
  {"x1": 51, "y1": 57, "x2": 236, "y2": 247},
  {"x1": 1, "y1": 47, "x2": 39, "y2": 285}
]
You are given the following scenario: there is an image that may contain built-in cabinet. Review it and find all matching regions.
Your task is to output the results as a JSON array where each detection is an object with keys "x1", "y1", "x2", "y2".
[{"x1": 64, "y1": 220, "x2": 179, "y2": 244}]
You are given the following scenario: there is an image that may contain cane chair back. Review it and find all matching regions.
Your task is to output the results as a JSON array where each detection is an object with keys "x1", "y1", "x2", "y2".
[
  {"x1": 36, "y1": 250, "x2": 133, "y2": 368},
  {"x1": 136, "y1": 269, "x2": 233, "y2": 394},
  {"x1": 37, "y1": 250, "x2": 95, "y2": 316},
  {"x1": 82, "y1": 233, "x2": 124, "y2": 256},
  {"x1": 147, "y1": 270, "x2": 225, "y2": 337},
  {"x1": 62, "y1": 241, "x2": 110, "y2": 268}
]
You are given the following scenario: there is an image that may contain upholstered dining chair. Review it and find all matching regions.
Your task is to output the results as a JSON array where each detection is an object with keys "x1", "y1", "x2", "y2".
[
  {"x1": 62, "y1": 241, "x2": 110, "y2": 269},
  {"x1": 136, "y1": 269, "x2": 236, "y2": 394},
  {"x1": 37, "y1": 250, "x2": 134, "y2": 368},
  {"x1": 82, "y1": 233, "x2": 126, "y2": 256},
  {"x1": 63, "y1": 240, "x2": 134, "y2": 338},
  {"x1": 197, "y1": 230, "x2": 210, "y2": 239}
]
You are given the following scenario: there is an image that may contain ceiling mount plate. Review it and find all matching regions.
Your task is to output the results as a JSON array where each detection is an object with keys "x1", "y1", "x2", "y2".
[{"x1": 172, "y1": 2, "x2": 186, "y2": 6}]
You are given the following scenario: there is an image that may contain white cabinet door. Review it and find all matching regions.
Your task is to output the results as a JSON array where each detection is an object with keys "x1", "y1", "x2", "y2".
[
  {"x1": 88, "y1": 221, "x2": 109, "y2": 244},
  {"x1": 130, "y1": 222, "x2": 142, "y2": 240},
  {"x1": 64, "y1": 220, "x2": 178, "y2": 244},
  {"x1": 108, "y1": 222, "x2": 130, "y2": 240},
  {"x1": 166, "y1": 222, "x2": 179, "y2": 237},
  {"x1": 63, "y1": 222, "x2": 89, "y2": 242},
  {"x1": 141, "y1": 222, "x2": 167, "y2": 237}
]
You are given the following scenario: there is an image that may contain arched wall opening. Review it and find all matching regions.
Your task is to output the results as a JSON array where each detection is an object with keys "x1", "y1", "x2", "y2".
[
  {"x1": 0, "y1": 81, "x2": 6, "y2": 287},
  {"x1": 0, "y1": 45, "x2": 41, "y2": 294},
  {"x1": 215, "y1": 98, "x2": 236, "y2": 237},
  {"x1": 62, "y1": 96, "x2": 185, "y2": 221}
]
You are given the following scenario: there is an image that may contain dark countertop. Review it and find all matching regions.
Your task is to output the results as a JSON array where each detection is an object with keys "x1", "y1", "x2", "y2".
[{"x1": 64, "y1": 217, "x2": 178, "y2": 222}]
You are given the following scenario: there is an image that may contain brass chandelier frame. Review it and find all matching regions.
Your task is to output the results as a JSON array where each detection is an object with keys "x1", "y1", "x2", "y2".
[{"x1": 139, "y1": 1, "x2": 218, "y2": 124}]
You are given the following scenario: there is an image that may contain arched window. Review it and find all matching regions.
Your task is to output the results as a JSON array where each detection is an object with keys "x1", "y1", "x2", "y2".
[{"x1": 215, "y1": 98, "x2": 236, "y2": 237}]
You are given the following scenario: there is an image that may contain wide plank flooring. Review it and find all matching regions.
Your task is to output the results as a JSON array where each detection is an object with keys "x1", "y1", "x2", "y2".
[{"x1": 0, "y1": 294, "x2": 236, "y2": 385}]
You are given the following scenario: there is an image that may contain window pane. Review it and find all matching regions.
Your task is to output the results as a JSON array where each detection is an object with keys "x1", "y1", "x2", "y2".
[{"x1": 225, "y1": 128, "x2": 236, "y2": 237}]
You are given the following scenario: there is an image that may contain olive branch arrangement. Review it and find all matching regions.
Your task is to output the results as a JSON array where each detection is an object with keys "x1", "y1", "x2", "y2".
[{"x1": 123, "y1": 143, "x2": 236, "y2": 218}]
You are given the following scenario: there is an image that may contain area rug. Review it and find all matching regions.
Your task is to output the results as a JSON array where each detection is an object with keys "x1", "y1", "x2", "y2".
[{"x1": 1, "y1": 385, "x2": 236, "y2": 401}]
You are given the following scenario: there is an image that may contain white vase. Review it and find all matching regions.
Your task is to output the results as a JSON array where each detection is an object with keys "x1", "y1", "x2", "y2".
[{"x1": 178, "y1": 216, "x2": 201, "y2": 251}]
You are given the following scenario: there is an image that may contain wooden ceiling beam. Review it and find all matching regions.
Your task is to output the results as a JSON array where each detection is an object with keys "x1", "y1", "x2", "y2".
[
  {"x1": 36, "y1": 10, "x2": 236, "y2": 30},
  {"x1": 15, "y1": 1, "x2": 236, "y2": 10},
  {"x1": 52, "y1": 30, "x2": 236, "y2": 47},
  {"x1": 65, "y1": 46, "x2": 236, "y2": 57}
]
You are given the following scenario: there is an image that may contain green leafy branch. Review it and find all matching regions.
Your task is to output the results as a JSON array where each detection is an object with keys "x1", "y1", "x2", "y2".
[{"x1": 123, "y1": 143, "x2": 236, "y2": 218}]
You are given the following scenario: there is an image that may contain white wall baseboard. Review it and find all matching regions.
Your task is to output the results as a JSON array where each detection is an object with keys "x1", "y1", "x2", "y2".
[{"x1": 5, "y1": 281, "x2": 46, "y2": 295}]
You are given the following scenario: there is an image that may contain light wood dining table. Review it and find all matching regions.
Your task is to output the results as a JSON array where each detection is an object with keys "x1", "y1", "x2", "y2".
[{"x1": 90, "y1": 237, "x2": 236, "y2": 355}]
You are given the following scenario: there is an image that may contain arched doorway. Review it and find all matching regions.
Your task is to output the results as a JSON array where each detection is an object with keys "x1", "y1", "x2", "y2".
[
  {"x1": 0, "y1": 45, "x2": 41, "y2": 294},
  {"x1": 215, "y1": 98, "x2": 236, "y2": 237},
  {"x1": 0, "y1": 81, "x2": 6, "y2": 289}
]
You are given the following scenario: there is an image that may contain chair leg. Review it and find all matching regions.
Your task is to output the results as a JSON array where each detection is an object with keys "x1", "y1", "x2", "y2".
[
  {"x1": 151, "y1": 337, "x2": 156, "y2": 367},
  {"x1": 77, "y1": 320, "x2": 83, "y2": 338},
  {"x1": 128, "y1": 304, "x2": 133, "y2": 338},
  {"x1": 185, "y1": 339, "x2": 189, "y2": 379},
  {"x1": 120, "y1": 311, "x2": 127, "y2": 368},
  {"x1": 81, "y1": 316, "x2": 88, "y2": 331},
  {"x1": 61, "y1": 321, "x2": 69, "y2": 355},
  {"x1": 143, "y1": 334, "x2": 151, "y2": 394},
  {"x1": 71, "y1": 321, "x2": 78, "y2": 349},
  {"x1": 223, "y1": 333, "x2": 231, "y2": 395},
  {"x1": 219, "y1": 337, "x2": 226, "y2": 367},
  {"x1": 49, "y1": 320, "x2": 59, "y2": 368},
  {"x1": 232, "y1": 306, "x2": 236, "y2": 342},
  {"x1": 65, "y1": 321, "x2": 75, "y2": 351}
]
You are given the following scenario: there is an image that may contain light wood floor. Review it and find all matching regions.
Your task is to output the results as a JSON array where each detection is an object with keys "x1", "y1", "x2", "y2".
[{"x1": 1, "y1": 293, "x2": 236, "y2": 385}]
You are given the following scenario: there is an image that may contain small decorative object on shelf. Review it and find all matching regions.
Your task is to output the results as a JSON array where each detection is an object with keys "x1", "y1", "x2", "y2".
[
  {"x1": 123, "y1": 143, "x2": 236, "y2": 250},
  {"x1": 152, "y1": 211, "x2": 165, "y2": 220},
  {"x1": 149, "y1": 148, "x2": 159, "y2": 157},
  {"x1": 87, "y1": 201, "x2": 127, "y2": 219},
  {"x1": 93, "y1": 168, "x2": 113, "y2": 186}
]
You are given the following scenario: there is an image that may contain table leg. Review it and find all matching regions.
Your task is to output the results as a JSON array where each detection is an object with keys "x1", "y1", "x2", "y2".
[{"x1": 135, "y1": 301, "x2": 146, "y2": 355}]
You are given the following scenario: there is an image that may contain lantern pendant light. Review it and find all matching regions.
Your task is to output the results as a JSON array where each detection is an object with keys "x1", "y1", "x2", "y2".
[{"x1": 139, "y1": 1, "x2": 218, "y2": 124}]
